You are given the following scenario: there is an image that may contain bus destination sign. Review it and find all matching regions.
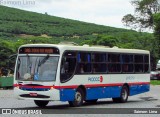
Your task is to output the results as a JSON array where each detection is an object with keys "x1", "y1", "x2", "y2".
[{"x1": 19, "y1": 47, "x2": 59, "y2": 54}]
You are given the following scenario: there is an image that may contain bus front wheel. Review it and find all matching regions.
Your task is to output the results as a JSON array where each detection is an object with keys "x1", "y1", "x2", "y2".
[
  {"x1": 34, "y1": 100, "x2": 49, "y2": 107},
  {"x1": 112, "y1": 85, "x2": 128, "y2": 103},
  {"x1": 69, "y1": 88, "x2": 84, "y2": 107}
]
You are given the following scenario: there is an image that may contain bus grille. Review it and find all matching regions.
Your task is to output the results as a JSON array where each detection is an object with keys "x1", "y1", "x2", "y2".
[
  {"x1": 19, "y1": 87, "x2": 50, "y2": 91},
  {"x1": 20, "y1": 94, "x2": 50, "y2": 98}
]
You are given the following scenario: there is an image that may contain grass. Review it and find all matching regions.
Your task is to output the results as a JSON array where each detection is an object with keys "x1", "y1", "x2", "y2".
[{"x1": 150, "y1": 80, "x2": 160, "y2": 85}]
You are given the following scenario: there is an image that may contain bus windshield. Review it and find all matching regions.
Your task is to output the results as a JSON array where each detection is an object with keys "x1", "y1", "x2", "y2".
[{"x1": 16, "y1": 55, "x2": 59, "y2": 81}]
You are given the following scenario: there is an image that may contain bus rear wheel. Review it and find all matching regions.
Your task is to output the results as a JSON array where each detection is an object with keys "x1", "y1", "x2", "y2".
[
  {"x1": 34, "y1": 100, "x2": 49, "y2": 107},
  {"x1": 112, "y1": 85, "x2": 128, "y2": 103},
  {"x1": 69, "y1": 88, "x2": 84, "y2": 107}
]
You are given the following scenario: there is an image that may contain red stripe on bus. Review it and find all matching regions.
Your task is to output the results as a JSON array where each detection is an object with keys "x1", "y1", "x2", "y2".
[
  {"x1": 85, "y1": 83, "x2": 123, "y2": 88},
  {"x1": 56, "y1": 82, "x2": 150, "y2": 89},
  {"x1": 13, "y1": 82, "x2": 150, "y2": 89},
  {"x1": 13, "y1": 84, "x2": 52, "y2": 89},
  {"x1": 53, "y1": 85, "x2": 78, "y2": 89},
  {"x1": 13, "y1": 84, "x2": 77, "y2": 89},
  {"x1": 128, "y1": 82, "x2": 150, "y2": 85}
]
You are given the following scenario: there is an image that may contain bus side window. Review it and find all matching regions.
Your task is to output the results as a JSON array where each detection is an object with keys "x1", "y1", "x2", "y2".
[
  {"x1": 84, "y1": 63, "x2": 91, "y2": 73},
  {"x1": 122, "y1": 54, "x2": 134, "y2": 73},
  {"x1": 76, "y1": 52, "x2": 91, "y2": 74},
  {"x1": 61, "y1": 60, "x2": 69, "y2": 74},
  {"x1": 60, "y1": 51, "x2": 77, "y2": 83},
  {"x1": 92, "y1": 52, "x2": 107, "y2": 73},
  {"x1": 144, "y1": 55, "x2": 149, "y2": 73},
  {"x1": 93, "y1": 63, "x2": 107, "y2": 73},
  {"x1": 108, "y1": 53, "x2": 121, "y2": 73},
  {"x1": 134, "y1": 55, "x2": 144, "y2": 73},
  {"x1": 76, "y1": 63, "x2": 84, "y2": 73}
]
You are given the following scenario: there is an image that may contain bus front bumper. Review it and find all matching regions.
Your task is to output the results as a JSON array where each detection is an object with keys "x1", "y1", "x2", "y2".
[{"x1": 14, "y1": 87, "x2": 60, "y2": 101}]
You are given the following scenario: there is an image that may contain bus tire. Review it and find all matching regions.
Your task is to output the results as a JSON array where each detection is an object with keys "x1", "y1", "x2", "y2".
[
  {"x1": 34, "y1": 100, "x2": 49, "y2": 107},
  {"x1": 85, "y1": 99, "x2": 98, "y2": 103},
  {"x1": 69, "y1": 88, "x2": 84, "y2": 107},
  {"x1": 112, "y1": 85, "x2": 128, "y2": 103}
]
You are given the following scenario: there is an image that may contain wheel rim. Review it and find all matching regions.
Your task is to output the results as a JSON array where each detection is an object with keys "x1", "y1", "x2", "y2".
[
  {"x1": 122, "y1": 88, "x2": 127, "y2": 100},
  {"x1": 75, "y1": 92, "x2": 82, "y2": 103}
]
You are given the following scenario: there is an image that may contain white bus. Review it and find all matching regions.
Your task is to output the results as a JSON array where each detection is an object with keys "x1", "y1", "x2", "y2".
[{"x1": 14, "y1": 44, "x2": 150, "y2": 107}]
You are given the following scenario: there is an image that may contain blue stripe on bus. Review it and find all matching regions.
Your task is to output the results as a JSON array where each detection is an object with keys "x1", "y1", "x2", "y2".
[
  {"x1": 60, "y1": 89, "x2": 76, "y2": 101},
  {"x1": 59, "y1": 84, "x2": 150, "y2": 101},
  {"x1": 85, "y1": 86, "x2": 122, "y2": 100},
  {"x1": 129, "y1": 84, "x2": 150, "y2": 96}
]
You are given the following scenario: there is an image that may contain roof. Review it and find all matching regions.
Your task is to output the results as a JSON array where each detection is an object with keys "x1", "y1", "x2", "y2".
[{"x1": 19, "y1": 44, "x2": 150, "y2": 54}]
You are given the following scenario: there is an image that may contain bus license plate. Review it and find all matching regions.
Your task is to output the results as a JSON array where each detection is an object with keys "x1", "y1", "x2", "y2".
[{"x1": 30, "y1": 93, "x2": 38, "y2": 97}]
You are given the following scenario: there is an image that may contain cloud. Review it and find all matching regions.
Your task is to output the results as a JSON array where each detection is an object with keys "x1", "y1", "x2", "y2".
[{"x1": 3, "y1": 0, "x2": 134, "y2": 28}]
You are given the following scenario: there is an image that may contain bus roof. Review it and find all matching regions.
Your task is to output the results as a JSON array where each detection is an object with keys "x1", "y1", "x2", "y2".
[{"x1": 19, "y1": 44, "x2": 150, "y2": 54}]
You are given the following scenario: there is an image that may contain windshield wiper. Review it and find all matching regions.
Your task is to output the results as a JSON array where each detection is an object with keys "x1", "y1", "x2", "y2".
[
  {"x1": 17, "y1": 57, "x2": 21, "y2": 72},
  {"x1": 27, "y1": 54, "x2": 32, "y2": 73},
  {"x1": 38, "y1": 55, "x2": 49, "y2": 67},
  {"x1": 36, "y1": 55, "x2": 49, "y2": 73}
]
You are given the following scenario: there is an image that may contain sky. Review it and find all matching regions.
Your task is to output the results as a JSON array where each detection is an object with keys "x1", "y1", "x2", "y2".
[{"x1": 0, "y1": 0, "x2": 135, "y2": 29}]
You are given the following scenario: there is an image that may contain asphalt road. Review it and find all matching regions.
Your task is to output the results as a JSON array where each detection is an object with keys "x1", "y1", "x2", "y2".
[{"x1": 0, "y1": 85, "x2": 160, "y2": 116}]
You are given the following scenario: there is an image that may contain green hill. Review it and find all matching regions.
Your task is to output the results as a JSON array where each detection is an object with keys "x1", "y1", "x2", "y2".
[
  {"x1": 0, "y1": 5, "x2": 156, "y2": 49},
  {"x1": 0, "y1": 5, "x2": 136, "y2": 42},
  {"x1": 0, "y1": 5, "x2": 158, "y2": 69}
]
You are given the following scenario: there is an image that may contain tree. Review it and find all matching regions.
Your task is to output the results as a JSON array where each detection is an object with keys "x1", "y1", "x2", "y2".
[
  {"x1": 153, "y1": 13, "x2": 160, "y2": 57},
  {"x1": 81, "y1": 35, "x2": 119, "y2": 47},
  {"x1": 154, "y1": 13, "x2": 160, "y2": 38},
  {"x1": 0, "y1": 41, "x2": 14, "y2": 68},
  {"x1": 11, "y1": 23, "x2": 24, "y2": 34},
  {"x1": 96, "y1": 35, "x2": 119, "y2": 47},
  {"x1": 122, "y1": 0, "x2": 159, "y2": 30},
  {"x1": 122, "y1": 0, "x2": 160, "y2": 69}
]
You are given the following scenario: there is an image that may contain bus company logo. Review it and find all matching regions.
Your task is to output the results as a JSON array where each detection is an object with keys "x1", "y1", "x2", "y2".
[
  {"x1": 100, "y1": 76, "x2": 103, "y2": 82},
  {"x1": 88, "y1": 76, "x2": 103, "y2": 83}
]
